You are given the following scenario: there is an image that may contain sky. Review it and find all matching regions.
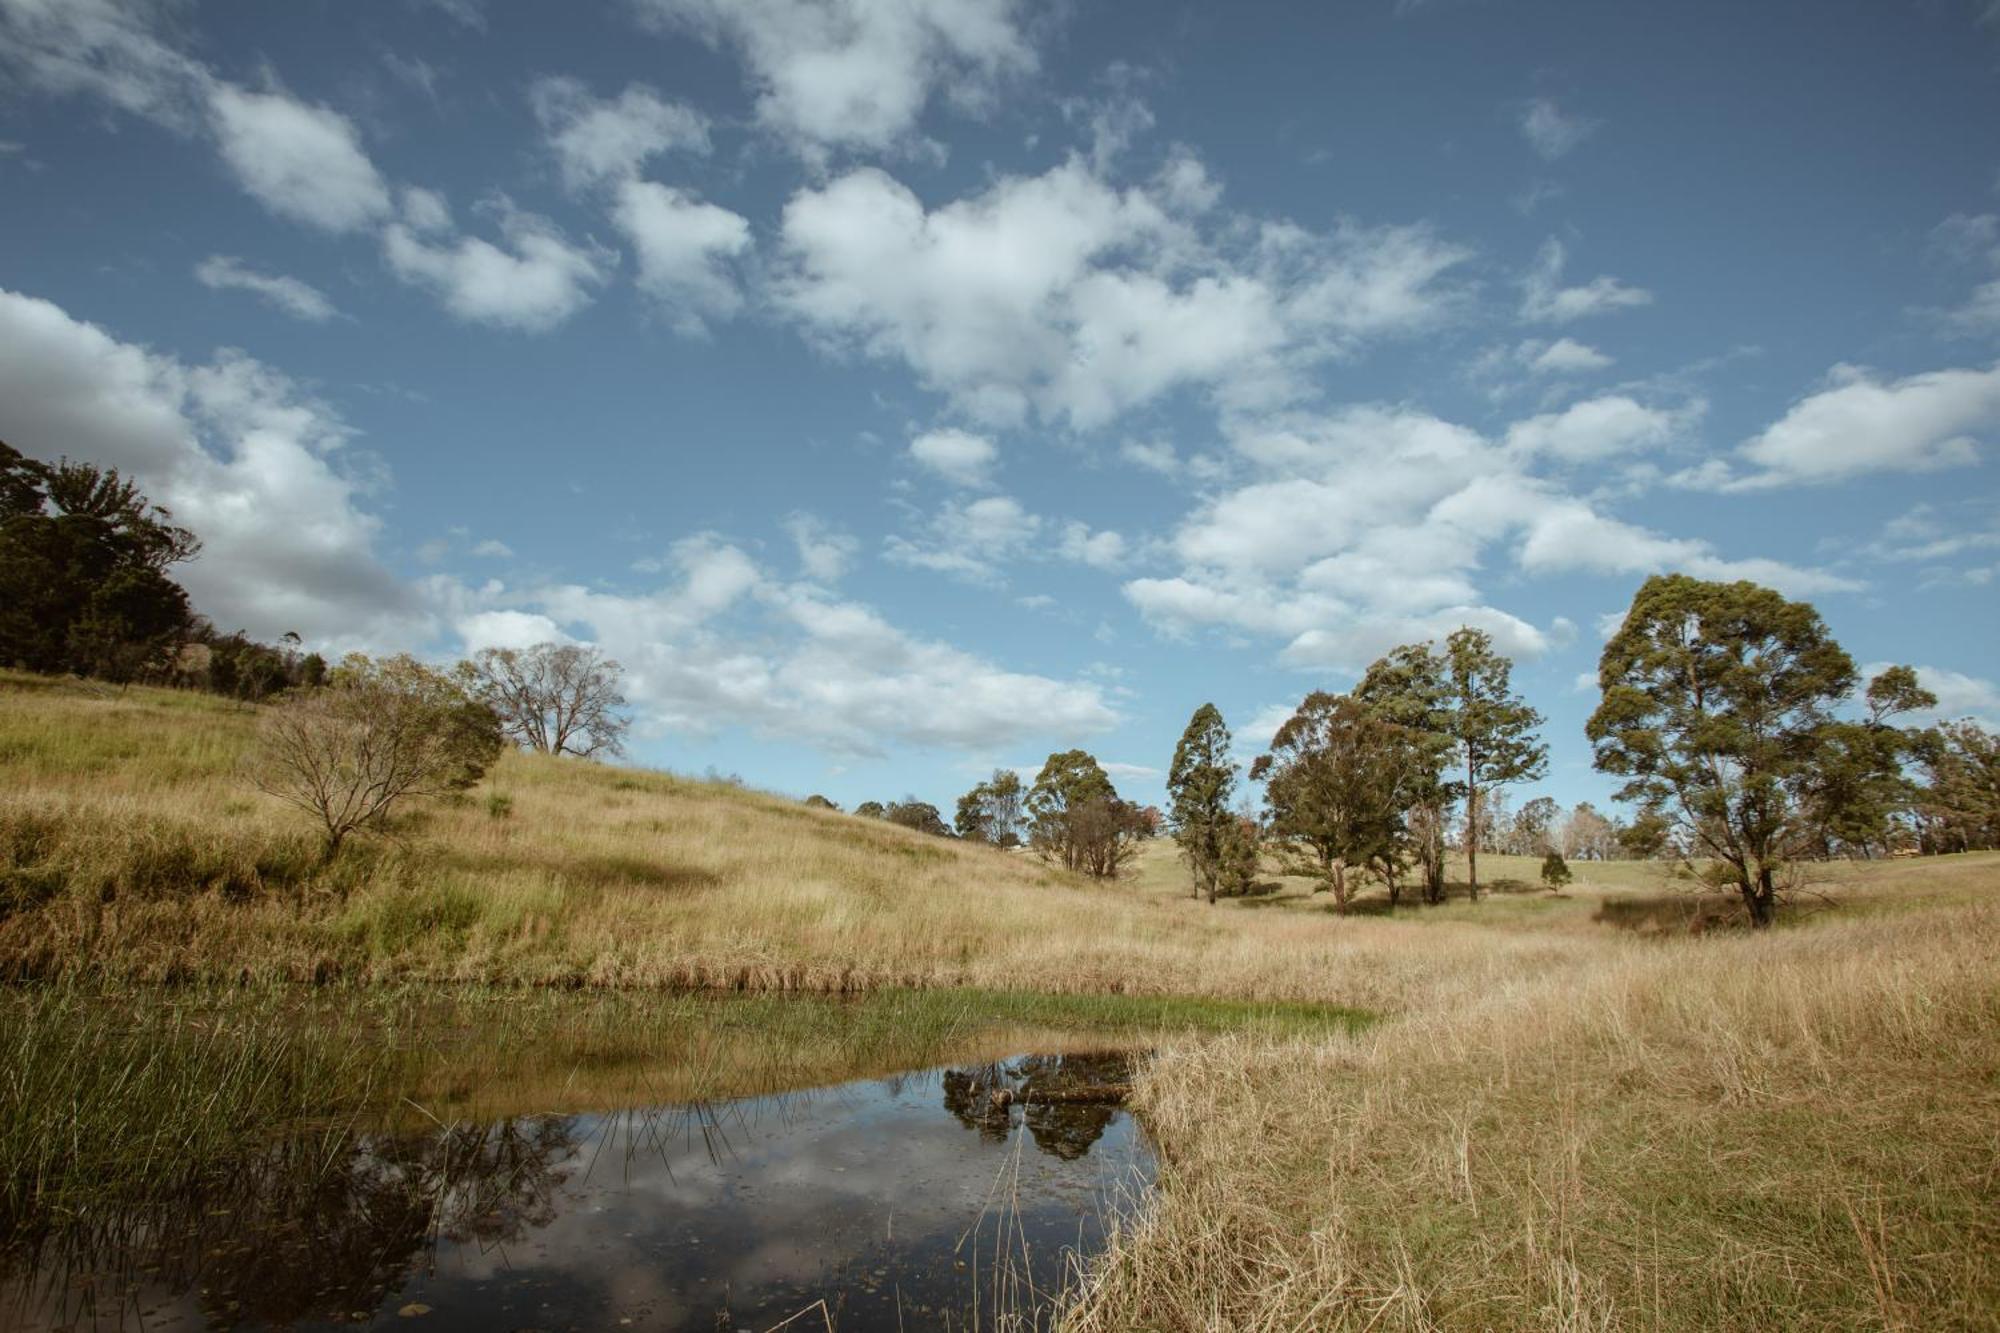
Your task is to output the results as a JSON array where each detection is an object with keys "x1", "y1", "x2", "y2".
[{"x1": 2, "y1": 0, "x2": 1998, "y2": 819}]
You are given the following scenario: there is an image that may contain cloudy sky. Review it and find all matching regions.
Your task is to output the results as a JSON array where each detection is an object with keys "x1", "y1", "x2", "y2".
[{"x1": 3, "y1": 0, "x2": 1998, "y2": 814}]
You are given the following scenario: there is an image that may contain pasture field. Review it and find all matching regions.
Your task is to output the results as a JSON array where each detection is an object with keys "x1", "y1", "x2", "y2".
[{"x1": 3, "y1": 671, "x2": 1996, "y2": 1329}]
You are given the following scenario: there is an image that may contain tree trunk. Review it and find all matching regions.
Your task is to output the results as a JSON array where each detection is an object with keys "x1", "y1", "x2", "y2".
[
  {"x1": 1746, "y1": 864, "x2": 1777, "y2": 929},
  {"x1": 1465, "y1": 760, "x2": 1480, "y2": 902}
]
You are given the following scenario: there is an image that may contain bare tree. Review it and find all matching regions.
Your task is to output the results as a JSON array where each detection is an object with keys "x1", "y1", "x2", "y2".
[
  {"x1": 463, "y1": 642, "x2": 629, "y2": 758},
  {"x1": 249, "y1": 655, "x2": 503, "y2": 861}
]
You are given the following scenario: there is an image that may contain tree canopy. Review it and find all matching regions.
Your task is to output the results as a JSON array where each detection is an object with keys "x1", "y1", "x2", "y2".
[{"x1": 1167, "y1": 703, "x2": 1238, "y2": 903}]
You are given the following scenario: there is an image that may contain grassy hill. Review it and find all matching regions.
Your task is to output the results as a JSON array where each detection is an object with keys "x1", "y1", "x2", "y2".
[{"x1": 5, "y1": 670, "x2": 1999, "y2": 1327}]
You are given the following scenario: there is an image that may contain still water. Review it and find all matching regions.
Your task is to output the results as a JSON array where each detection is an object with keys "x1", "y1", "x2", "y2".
[{"x1": 4, "y1": 1053, "x2": 1147, "y2": 1332}]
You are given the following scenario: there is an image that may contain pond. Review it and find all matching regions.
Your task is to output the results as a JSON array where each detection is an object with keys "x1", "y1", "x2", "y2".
[{"x1": 1, "y1": 1048, "x2": 1148, "y2": 1332}]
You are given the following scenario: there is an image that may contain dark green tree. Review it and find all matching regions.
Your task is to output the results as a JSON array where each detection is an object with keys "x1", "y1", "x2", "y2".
[
  {"x1": 885, "y1": 799, "x2": 952, "y2": 837},
  {"x1": 1254, "y1": 692, "x2": 1416, "y2": 912},
  {"x1": 0, "y1": 444, "x2": 199, "y2": 679},
  {"x1": 1802, "y1": 666, "x2": 1938, "y2": 856},
  {"x1": 1540, "y1": 850, "x2": 1572, "y2": 890},
  {"x1": 955, "y1": 769, "x2": 1027, "y2": 846},
  {"x1": 853, "y1": 800, "x2": 888, "y2": 820},
  {"x1": 1442, "y1": 627, "x2": 1547, "y2": 902},
  {"x1": 1911, "y1": 721, "x2": 2000, "y2": 853},
  {"x1": 1587, "y1": 574, "x2": 1859, "y2": 927},
  {"x1": 1167, "y1": 703, "x2": 1238, "y2": 903},
  {"x1": 1355, "y1": 644, "x2": 1461, "y2": 904}
]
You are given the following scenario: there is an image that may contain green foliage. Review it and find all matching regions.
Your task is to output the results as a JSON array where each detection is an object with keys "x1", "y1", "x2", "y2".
[
  {"x1": 1355, "y1": 644, "x2": 1462, "y2": 904},
  {"x1": 1912, "y1": 720, "x2": 2000, "y2": 853},
  {"x1": 1167, "y1": 703, "x2": 1238, "y2": 902},
  {"x1": 1539, "y1": 851, "x2": 1572, "y2": 889},
  {"x1": 1028, "y1": 750, "x2": 1143, "y2": 878},
  {"x1": 485, "y1": 792, "x2": 514, "y2": 821},
  {"x1": 0, "y1": 444, "x2": 197, "y2": 680},
  {"x1": 853, "y1": 800, "x2": 887, "y2": 820},
  {"x1": 1587, "y1": 574, "x2": 1858, "y2": 926},
  {"x1": 1442, "y1": 627, "x2": 1547, "y2": 899},
  {"x1": 803, "y1": 793, "x2": 840, "y2": 811},
  {"x1": 1257, "y1": 692, "x2": 1419, "y2": 912},
  {"x1": 884, "y1": 798, "x2": 952, "y2": 837},
  {"x1": 954, "y1": 768, "x2": 1025, "y2": 845}
]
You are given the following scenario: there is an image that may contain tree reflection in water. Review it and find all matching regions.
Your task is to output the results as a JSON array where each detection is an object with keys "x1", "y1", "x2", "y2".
[
  {"x1": 940, "y1": 1052, "x2": 1134, "y2": 1161},
  {"x1": 8, "y1": 1115, "x2": 578, "y2": 1329}
]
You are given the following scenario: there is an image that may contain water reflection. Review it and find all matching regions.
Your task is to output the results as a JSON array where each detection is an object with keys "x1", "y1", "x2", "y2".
[{"x1": 2, "y1": 1053, "x2": 1146, "y2": 1332}]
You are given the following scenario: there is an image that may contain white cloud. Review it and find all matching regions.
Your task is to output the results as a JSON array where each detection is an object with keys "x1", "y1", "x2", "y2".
[
  {"x1": 193, "y1": 255, "x2": 339, "y2": 322},
  {"x1": 1521, "y1": 238, "x2": 1652, "y2": 323},
  {"x1": 775, "y1": 158, "x2": 1474, "y2": 429},
  {"x1": 1685, "y1": 362, "x2": 1999, "y2": 491},
  {"x1": 381, "y1": 199, "x2": 613, "y2": 331},
  {"x1": 530, "y1": 76, "x2": 710, "y2": 191},
  {"x1": 632, "y1": 0, "x2": 1037, "y2": 158},
  {"x1": 1120, "y1": 439, "x2": 1181, "y2": 475},
  {"x1": 1519, "y1": 97, "x2": 1596, "y2": 160},
  {"x1": 512, "y1": 542, "x2": 1119, "y2": 754},
  {"x1": 0, "y1": 286, "x2": 421, "y2": 645},
  {"x1": 610, "y1": 180, "x2": 751, "y2": 332},
  {"x1": 1123, "y1": 397, "x2": 1854, "y2": 671},
  {"x1": 1504, "y1": 394, "x2": 1680, "y2": 463},
  {"x1": 1524, "y1": 336, "x2": 1612, "y2": 375},
  {"x1": 1058, "y1": 521, "x2": 1127, "y2": 569},
  {"x1": 782, "y1": 511, "x2": 858, "y2": 582},
  {"x1": 458, "y1": 609, "x2": 568, "y2": 651},
  {"x1": 206, "y1": 83, "x2": 393, "y2": 233},
  {"x1": 907, "y1": 427, "x2": 997, "y2": 487},
  {"x1": 1927, "y1": 214, "x2": 2000, "y2": 334},
  {"x1": 0, "y1": 0, "x2": 209, "y2": 127},
  {"x1": 885, "y1": 493, "x2": 1040, "y2": 582},
  {"x1": 470, "y1": 538, "x2": 513, "y2": 558}
]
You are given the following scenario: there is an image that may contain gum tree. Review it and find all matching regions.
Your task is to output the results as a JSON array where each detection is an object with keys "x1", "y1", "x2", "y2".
[
  {"x1": 1586, "y1": 574, "x2": 1864, "y2": 928},
  {"x1": 1167, "y1": 703, "x2": 1238, "y2": 903},
  {"x1": 1442, "y1": 628, "x2": 1547, "y2": 901}
]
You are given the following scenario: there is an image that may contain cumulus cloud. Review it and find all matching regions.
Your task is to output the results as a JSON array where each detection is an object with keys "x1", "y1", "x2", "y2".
[
  {"x1": 1122, "y1": 397, "x2": 1853, "y2": 671},
  {"x1": 907, "y1": 427, "x2": 997, "y2": 487},
  {"x1": 1519, "y1": 97, "x2": 1596, "y2": 160},
  {"x1": 193, "y1": 255, "x2": 339, "y2": 322},
  {"x1": 1504, "y1": 394, "x2": 1682, "y2": 463},
  {"x1": 632, "y1": 0, "x2": 1037, "y2": 158},
  {"x1": 775, "y1": 157, "x2": 1474, "y2": 429},
  {"x1": 0, "y1": 286, "x2": 421, "y2": 645},
  {"x1": 381, "y1": 198, "x2": 614, "y2": 331},
  {"x1": 206, "y1": 83, "x2": 393, "y2": 233},
  {"x1": 530, "y1": 76, "x2": 710, "y2": 191},
  {"x1": 1681, "y1": 361, "x2": 1999, "y2": 491},
  {"x1": 884, "y1": 493, "x2": 1039, "y2": 582},
  {"x1": 1930, "y1": 212, "x2": 2000, "y2": 334},
  {"x1": 1521, "y1": 238, "x2": 1652, "y2": 323},
  {"x1": 1524, "y1": 336, "x2": 1612, "y2": 375},
  {"x1": 497, "y1": 539, "x2": 1120, "y2": 754},
  {"x1": 610, "y1": 180, "x2": 751, "y2": 332}
]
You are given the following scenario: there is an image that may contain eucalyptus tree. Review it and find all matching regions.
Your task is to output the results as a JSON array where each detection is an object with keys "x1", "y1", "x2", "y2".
[
  {"x1": 1586, "y1": 574, "x2": 1884, "y2": 927},
  {"x1": 955, "y1": 768, "x2": 1027, "y2": 845},
  {"x1": 1442, "y1": 628, "x2": 1547, "y2": 901},
  {"x1": 462, "y1": 642, "x2": 630, "y2": 758},
  {"x1": 1167, "y1": 703, "x2": 1239, "y2": 903},
  {"x1": 1355, "y1": 644, "x2": 1460, "y2": 904},
  {"x1": 1028, "y1": 749, "x2": 1143, "y2": 878},
  {"x1": 1253, "y1": 692, "x2": 1415, "y2": 912}
]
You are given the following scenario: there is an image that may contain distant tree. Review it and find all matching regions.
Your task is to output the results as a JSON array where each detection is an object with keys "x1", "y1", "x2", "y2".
[
  {"x1": 0, "y1": 444, "x2": 199, "y2": 680},
  {"x1": 1355, "y1": 644, "x2": 1461, "y2": 904},
  {"x1": 803, "y1": 794, "x2": 840, "y2": 811},
  {"x1": 1215, "y1": 813, "x2": 1263, "y2": 898},
  {"x1": 1167, "y1": 703, "x2": 1239, "y2": 903},
  {"x1": 1618, "y1": 809, "x2": 1674, "y2": 860},
  {"x1": 1802, "y1": 666, "x2": 1939, "y2": 856},
  {"x1": 247, "y1": 654, "x2": 504, "y2": 861},
  {"x1": 1563, "y1": 802, "x2": 1617, "y2": 861},
  {"x1": 1027, "y1": 750, "x2": 1143, "y2": 878},
  {"x1": 300, "y1": 652, "x2": 328, "y2": 688},
  {"x1": 462, "y1": 643, "x2": 629, "y2": 758},
  {"x1": 1540, "y1": 851, "x2": 1573, "y2": 890},
  {"x1": 1255, "y1": 692, "x2": 1416, "y2": 912},
  {"x1": 1512, "y1": 795, "x2": 1562, "y2": 855},
  {"x1": 885, "y1": 799, "x2": 952, "y2": 837},
  {"x1": 1911, "y1": 720, "x2": 2000, "y2": 853},
  {"x1": 1442, "y1": 628, "x2": 1547, "y2": 902},
  {"x1": 1134, "y1": 804, "x2": 1164, "y2": 838},
  {"x1": 1587, "y1": 574, "x2": 1859, "y2": 927},
  {"x1": 955, "y1": 769, "x2": 1027, "y2": 845},
  {"x1": 853, "y1": 800, "x2": 888, "y2": 820}
]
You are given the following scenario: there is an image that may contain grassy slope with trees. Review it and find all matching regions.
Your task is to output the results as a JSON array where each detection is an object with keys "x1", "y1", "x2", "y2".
[{"x1": 4, "y1": 672, "x2": 1998, "y2": 1327}]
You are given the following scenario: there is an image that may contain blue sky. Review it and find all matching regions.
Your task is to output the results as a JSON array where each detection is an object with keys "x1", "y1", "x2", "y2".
[{"x1": 3, "y1": 0, "x2": 1998, "y2": 818}]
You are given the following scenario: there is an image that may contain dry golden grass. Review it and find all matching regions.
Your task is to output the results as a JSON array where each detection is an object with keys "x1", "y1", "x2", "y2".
[{"x1": 7, "y1": 671, "x2": 2000, "y2": 1328}]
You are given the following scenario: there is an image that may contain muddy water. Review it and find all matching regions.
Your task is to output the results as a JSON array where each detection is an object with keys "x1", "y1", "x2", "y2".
[{"x1": 3, "y1": 1053, "x2": 1148, "y2": 1332}]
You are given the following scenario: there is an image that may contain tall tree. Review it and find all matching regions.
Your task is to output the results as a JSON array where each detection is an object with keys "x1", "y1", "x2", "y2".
[
  {"x1": 462, "y1": 642, "x2": 630, "y2": 758},
  {"x1": 1442, "y1": 627, "x2": 1547, "y2": 902},
  {"x1": 1513, "y1": 795, "x2": 1562, "y2": 855},
  {"x1": 1911, "y1": 720, "x2": 2000, "y2": 853},
  {"x1": 1355, "y1": 644, "x2": 1461, "y2": 904},
  {"x1": 0, "y1": 444, "x2": 199, "y2": 680},
  {"x1": 1167, "y1": 703, "x2": 1238, "y2": 903},
  {"x1": 1802, "y1": 666, "x2": 1939, "y2": 856},
  {"x1": 1254, "y1": 692, "x2": 1415, "y2": 912},
  {"x1": 1587, "y1": 574, "x2": 1860, "y2": 927}
]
